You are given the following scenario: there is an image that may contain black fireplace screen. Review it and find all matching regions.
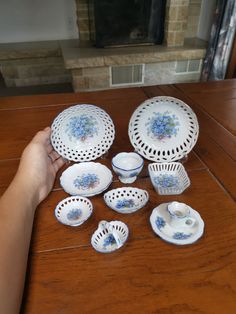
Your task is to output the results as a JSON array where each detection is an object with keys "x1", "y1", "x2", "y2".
[{"x1": 88, "y1": 0, "x2": 166, "y2": 47}]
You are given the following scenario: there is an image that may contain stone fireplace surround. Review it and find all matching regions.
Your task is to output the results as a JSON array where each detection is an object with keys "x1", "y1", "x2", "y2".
[
  {"x1": 0, "y1": 0, "x2": 209, "y2": 91},
  {"x1": 65, "y1": 0, "x2": 207, "y2": 91}
]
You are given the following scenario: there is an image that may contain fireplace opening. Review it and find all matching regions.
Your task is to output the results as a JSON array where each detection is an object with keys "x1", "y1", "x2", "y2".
[{"x1": 88, "y1": 0, "x2": 166, "y2": 48}]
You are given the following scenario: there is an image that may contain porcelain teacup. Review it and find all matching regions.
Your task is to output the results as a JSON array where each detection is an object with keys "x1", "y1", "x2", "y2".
[
  {"x1": 167, "y1": 201, "x2": 196, "y2": 229},
  {"x1": 112, "y1": 152, "x2": 144, "y2": 183}
]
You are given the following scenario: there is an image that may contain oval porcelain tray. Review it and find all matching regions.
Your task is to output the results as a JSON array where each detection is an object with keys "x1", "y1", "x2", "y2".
[
  {"x1": 148, "y1": 162, "x2": 190, "y2": 195},
  {"x1": 104, "y1": 187, "x2": 149, "y2": 214},
  {"x1": 150, "y1": 203, "x2": 204, "y2": 245},
  {"x1": 60, "y1": 162, "x2": 113, "y2": 197},
  {"x1": 55, "y1": 196, "x2": 93, "y2": 226},
  {"x1": 129, "y1": 96, "x2": 199, "y2": 162},
  {"x1": 51, "y1": 104, "x2": 115, "y2": 162},
  {"x1": 91, "y1": 220, "x2": 129, "y2": 253}
]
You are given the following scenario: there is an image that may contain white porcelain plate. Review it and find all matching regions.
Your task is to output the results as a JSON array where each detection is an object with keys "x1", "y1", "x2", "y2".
[
  {"x1": 148, "y1": 162, "x2": 190, "y2": 195},
  {"x1": 60, "y1": 162, "x2": 113, "y2": 197},
  {"x1": 55, "y1": 196, "x2": 93, "y2": 226},
  {"x1": 51, "y1": 104, "x2": 115, "y2": 162},
  {"x1": 129, "y1": 96, "x2": 199, "y2": 162},
  {"x1": 91, "y1": 220, "x2": 129, "y2": 253},
  {"x1": 150, "y1": 203, "x2": 204, "y2": 245},
  {"x1": 104, "y1": 187, "x2": 149, "y2": 214}
]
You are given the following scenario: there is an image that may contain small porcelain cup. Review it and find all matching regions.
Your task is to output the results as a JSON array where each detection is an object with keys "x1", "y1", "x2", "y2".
[
  {"x1": 112, "y1": 152, "x2": 144, "y2": 183},
  {"x1": 167, "y1": 201, "x2": 196, "y2": 229}
]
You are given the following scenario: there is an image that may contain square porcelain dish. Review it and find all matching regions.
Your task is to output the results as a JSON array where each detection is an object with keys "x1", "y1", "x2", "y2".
[{"x1": 148, "y1": 162, "x2": 190, "y2": 195}]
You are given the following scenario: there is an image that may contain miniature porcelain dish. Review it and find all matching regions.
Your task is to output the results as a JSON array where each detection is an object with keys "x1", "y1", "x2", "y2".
[
  {"x1": 91, "y1": 220, "x2": 129, "y2": 253},
  {"x1": 104, "y1": 187, "x2": 149, "y2": 214},
  {"x1": 55, "y1": 196, "x2": 93, "y2": 227},
  {"x1": 148, "y1": 162, "x2": 190, "y2": 195},
  {"x1": 150, "y1": 202, "x2": 204, "y2": 245},
  {"x1": 60, "y1": 162, "x2": 113, "y2": 197},
  {"x1": 112, "y1": 152, "x2": 144, "y2": 183},
  {"x1": 128, "y1": 96, "x2": 199, "y2": 162},
  {"x1": 51, "y1": 104, "x2": 115, "y2": 162}
]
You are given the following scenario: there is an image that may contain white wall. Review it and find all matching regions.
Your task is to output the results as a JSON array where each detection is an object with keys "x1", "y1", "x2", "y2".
[{"x1": 0, "y1": 0, "x2": 78, "y2": 43}]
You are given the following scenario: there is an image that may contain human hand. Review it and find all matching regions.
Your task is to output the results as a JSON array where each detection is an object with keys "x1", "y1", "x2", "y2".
[{"x1": 15, "y1": 127, "x2": 66, "y2": 207}]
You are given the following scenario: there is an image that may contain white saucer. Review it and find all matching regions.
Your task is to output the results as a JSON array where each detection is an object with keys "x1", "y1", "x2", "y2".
[
  {"x1": 150, "y1": 203, "x2": 204, "y2": 245},
  {"x1": 60, "y1": 162, "x2": 113, "y2": 197}
]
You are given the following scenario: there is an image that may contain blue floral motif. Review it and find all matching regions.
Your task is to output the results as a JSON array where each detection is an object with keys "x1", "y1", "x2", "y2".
[
  {"x1": 173, "y1": 232, "x2": 192, "y2": 240},
  {"x1": 67, "y1": 208, "x2": 82, "y2": 221},
  {"x1": 146, "y1": 111, "x2": 179, "y2": 141},
  {"x1": 154, "y1": 174, "x2": 179, "y2": 188},
  {"x1": 66, "y1": 114, "x2": 98, "y2": 142},
  {"x1": 130, "y1": 171, "x2": 139, "y2": 177},
  {"x1": 73, "y1": 173, "x2": 100, "y2": 190},
  {"x1": 116, "y1": 199, "x2": 135, "y2": 209},
  {"x1": 103, "y1": 234, "x2": 116, "y2": 247},
  {"x1": 155, "y1": 216, "x2": 166, "y2": 229}
]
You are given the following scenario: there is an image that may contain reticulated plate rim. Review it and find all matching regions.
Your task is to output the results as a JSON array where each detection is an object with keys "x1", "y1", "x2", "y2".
[
  {"x1": 51, "y1": 104, "x2": 115, "y2": 162},
  {"x1": 128, "y1": 96, "x2": 199, "y2": 162}
]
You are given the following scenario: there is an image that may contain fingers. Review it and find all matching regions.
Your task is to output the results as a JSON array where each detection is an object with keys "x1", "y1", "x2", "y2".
[
  {"x1": 53, "y1": 156, "x2": 66, "y2": 172},
  {"x1": 32, "y1": 127, "x2": 51, "y2": 145},
  {"x1": 48, "y1": 150, "x2": 61, "y2": 163}
]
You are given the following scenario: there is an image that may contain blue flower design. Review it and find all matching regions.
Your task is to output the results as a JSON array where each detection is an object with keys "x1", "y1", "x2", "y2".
[
  {"x1": 173, "y1": 232, "x2": 192, "y2": 240},
  {"x1": 67, "y1": 208, "x2": 82, "y2": 221},
  {"x1": 155, "y1": 216, "x2": 166, "y2": 229},
  {"x1": 103, "y1": 234, "x2": 116, "y2": 247},
  {"x1": 73, "y1": 173, "x2": 100, "y2": 190},
  {"x1": 146, "y1": 111, "x2": 179, "y2": 141},
  {"x1": 154, "y1": 174, "x2": 179, "y2": 188},
  {"x1": 130, "y1": 171, "x2": 139, "y2": 177},
  {"x1": 66, "y1": 114, "x2": 98, "y2": 142},
  {"x1": 116, "y1": 199, "x2": 135, "y2": 209}
]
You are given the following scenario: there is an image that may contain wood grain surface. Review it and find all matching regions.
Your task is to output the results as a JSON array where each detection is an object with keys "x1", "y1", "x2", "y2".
[{"x1": 0, "y1": 83, "x2": 236, "y2": 314}]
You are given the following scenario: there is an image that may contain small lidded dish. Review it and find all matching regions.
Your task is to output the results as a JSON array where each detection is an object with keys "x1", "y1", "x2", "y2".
[
  {"x1": 148, "y1": 162, "x2": 190, "y2": 195},
  {"x1": 112, "y1": 152, "x2": 144, "y2": 183}
]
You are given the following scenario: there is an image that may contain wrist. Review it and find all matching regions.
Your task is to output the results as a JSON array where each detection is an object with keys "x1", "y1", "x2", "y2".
[{"x1": 11, "y1": 173, "x2": 40, "y2": 210}]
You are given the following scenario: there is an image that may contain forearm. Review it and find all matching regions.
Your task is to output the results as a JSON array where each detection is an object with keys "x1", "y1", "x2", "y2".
[{"x1": 0, "y1": 174, "x2": 37, "y2": 314}]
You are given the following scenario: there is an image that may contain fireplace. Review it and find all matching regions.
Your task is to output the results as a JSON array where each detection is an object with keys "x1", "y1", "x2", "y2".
[
  {"x1": 66, "y1": 0, "x2": 211, "y2": 92},
  {"x1": 88, "y1": 0, "x2": 166, "y2": 48}
]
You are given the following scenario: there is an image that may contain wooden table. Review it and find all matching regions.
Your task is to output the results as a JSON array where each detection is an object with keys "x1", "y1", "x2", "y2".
[{"x1": 0, "y1": 81, "x2": 236, "y2": 313}]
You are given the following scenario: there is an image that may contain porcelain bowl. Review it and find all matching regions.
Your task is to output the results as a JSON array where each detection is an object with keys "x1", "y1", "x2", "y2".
[
  {"x1": 148, "y1": 162, "x2": 190, "y2": 195},
  {"x1": 112, "y1": 152, "x2": 144, "y2": 183},
  {"x1": 55, "y1": 196, "x2": 93, "y2": 226},
  {"x1": 104, "y1": 187, "x2": 149, "y2": 214}
]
